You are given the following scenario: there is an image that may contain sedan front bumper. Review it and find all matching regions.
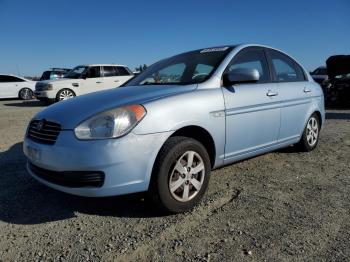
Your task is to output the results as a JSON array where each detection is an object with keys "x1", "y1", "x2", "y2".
[{"x1": 24, "y1": 130, "x2": 172, "y2": 197}]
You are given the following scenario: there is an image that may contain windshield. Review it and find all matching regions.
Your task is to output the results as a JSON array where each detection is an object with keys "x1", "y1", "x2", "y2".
[
  {"x1": 312, "y1": 68, "x2": 327, "y2": 75},
  {"x1": 65, "y1": 66, "x2": 87, "y2": 79},
  {"x1": 40, "y1": 71, "x2": 51, "y2": 81},
  {"x1": 126, "y1": 46, "x2": 233, "y2": 86}
]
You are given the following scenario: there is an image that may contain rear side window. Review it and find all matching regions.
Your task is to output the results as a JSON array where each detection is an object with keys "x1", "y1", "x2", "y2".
[
  {"x1": 86, "y1": 66, "x2": 101, "y2": 78},
  {"x1": 116, "y1": 66, "x2": 131, "y2": 76},
  {"x1": 269, "y1": 50, "x2": 305, "y2": 82},
  {"x1": 103, "y1": 66, "x2": 117, "y2": 77},
  {"x1": 0, "y1": 76, "x2": 24, "y2": 82},
  {"x1": 226, "y1": 48, "x2": 270, "y2": 82}
]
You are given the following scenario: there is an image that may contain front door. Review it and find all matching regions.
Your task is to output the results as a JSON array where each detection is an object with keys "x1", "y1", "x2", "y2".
[
  {"x1": 222, "y1": 48, "x2": 281, "y2": 161},
  {"x1": 0, "y1": 75, "x2": 23, "y2": 98}
]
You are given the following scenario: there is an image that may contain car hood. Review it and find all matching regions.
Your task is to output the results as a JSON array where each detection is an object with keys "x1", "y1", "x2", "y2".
[
  {"x1": 326, "y1": 55, "x2": 350, "y2": 80},
  {"x1": 33, "y1": 84, "x2": 197, "y2": 129},
  {"x1": 36, "y1": 79, "x2": 78, "y2": 86}
]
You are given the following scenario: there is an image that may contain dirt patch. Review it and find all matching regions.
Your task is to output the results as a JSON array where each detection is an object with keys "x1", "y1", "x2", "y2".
[{"x1": 0, "y1": 99, "x2": 349, "y2": 261}]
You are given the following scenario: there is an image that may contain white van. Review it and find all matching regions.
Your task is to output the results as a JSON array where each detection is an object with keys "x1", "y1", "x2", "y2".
[{"x1": 34, "y1": 64, "x2": 134, "y2": 103}]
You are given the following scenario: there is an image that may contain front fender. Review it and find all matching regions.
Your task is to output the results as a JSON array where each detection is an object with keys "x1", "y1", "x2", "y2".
[{"x1": 132, "y1": 88, "x2": 226, "y2": 165}]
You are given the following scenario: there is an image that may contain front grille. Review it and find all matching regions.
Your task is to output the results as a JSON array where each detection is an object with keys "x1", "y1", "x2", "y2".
[
  {"x1": 27, "y1": 119, "x2": 61, "y2": 145},
  {"x1": 29, "y1": 162, "x2": 105, "y2": 188}
]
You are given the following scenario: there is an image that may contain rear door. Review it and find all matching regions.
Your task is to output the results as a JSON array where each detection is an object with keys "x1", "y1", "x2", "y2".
[
  {"x1": 266, "y1": 49, "x2": 311, "y2": 141},
  {"x1": 222, "y1": 47, "x2": 281, "y2": 161},
  {"x1": 115, "y1": 66, "x2": 133, "y2": 86},
  {"x1": 102, "y1": 66, "x2": 120, "y2": 89},
  {"x1": 81, "y1": 66, "x2": 103, "y2": 94}
]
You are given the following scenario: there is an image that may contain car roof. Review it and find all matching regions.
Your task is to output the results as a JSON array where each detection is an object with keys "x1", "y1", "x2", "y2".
[{"x1": 77, "y1": 64, "x2": 129, "y2": 67}]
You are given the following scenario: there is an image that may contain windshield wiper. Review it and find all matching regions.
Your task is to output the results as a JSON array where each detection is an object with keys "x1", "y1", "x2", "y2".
[{"x1": 139, "y1": 82, "x2": 185, "y2": 86}]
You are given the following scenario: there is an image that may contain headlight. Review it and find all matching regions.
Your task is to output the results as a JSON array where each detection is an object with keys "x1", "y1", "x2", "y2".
[
  {"x1": 43, "y1": 84, "x2": 53, "y2": 90},
  {"x1": 74, "y1": 105, "x2": 146, "y2": 140}
]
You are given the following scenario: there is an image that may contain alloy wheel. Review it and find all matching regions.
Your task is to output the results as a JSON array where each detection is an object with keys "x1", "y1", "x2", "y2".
[
  {"x1": 59, "y1": 90, "x2": 74, "y2": 100},
  {"x1": 20, "y1": 88, "x2": 32, "y2": 100},
  {"x1": 169, "y1": 150, "x2": 205, "y2": 202},
  {"x1": 306, "y1": 117, "x2": 319, "y2": 146}
]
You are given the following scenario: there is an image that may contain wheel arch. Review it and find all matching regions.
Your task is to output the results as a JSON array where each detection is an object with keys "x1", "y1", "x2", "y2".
[
  {"x1": 313, "y1": 110, "x2": 323, "y2": 128},
  {"x1": 18, "y1": 87, "x2": 33, "y2": 99},
  {"x1": 168, "y1": 125, "x2": 216, "y2": 169},
  {"x1": 56, "y1": 88, "x2": 76, "y2": 100}
]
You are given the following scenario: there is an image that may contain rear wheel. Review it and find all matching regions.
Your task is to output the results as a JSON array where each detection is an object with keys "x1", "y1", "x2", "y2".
[
  {"x1": 19, "y1": 88, "x2": 33, "y2": 100},
  {"x1": 298, "y1": 113, "x2": 320, "y2": 151},
  {"x1": 56, "y1": 89, "x2": 75, "y2": 102},
  {"x1": 149, "y1": 136, "x2": 211, "y2": 213}
]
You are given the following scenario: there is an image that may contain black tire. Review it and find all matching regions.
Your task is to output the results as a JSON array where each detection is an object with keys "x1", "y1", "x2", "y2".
[
  {"x1": 19, "y1": 88, "x2": 33, "y2": 100},
  {"x1": 149, "y1": 136, "x2": 211, "y2": 213},
  {"x1": 56, "y1": 89, "x2": 75, "y2": 102},
  {"x1": 297, "y1": 113, "x2": 320, "y2": 152}
]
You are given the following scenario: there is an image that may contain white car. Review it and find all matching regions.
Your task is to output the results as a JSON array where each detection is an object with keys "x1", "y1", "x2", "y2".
[
  {"x1": 0, "y1": 74, "x2": 35, "y2": 100},
  {"x1": 34, "y1": 64, "x2": 134, "y2": 103}
]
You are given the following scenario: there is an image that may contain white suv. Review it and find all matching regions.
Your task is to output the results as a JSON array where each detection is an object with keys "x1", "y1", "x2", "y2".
[{"x1": 34, "y1": 64, "x2": 134, "y2": 103}]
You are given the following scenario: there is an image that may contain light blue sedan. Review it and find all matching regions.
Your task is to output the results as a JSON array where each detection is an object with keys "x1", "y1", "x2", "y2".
[{"x1": 23, "y1": 44, "x2": 325, "y2": 213}]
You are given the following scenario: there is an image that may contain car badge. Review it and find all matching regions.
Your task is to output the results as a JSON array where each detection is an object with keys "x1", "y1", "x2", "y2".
[{"x1": 36, "y1": 120, "x2": 44, "y2": 131}]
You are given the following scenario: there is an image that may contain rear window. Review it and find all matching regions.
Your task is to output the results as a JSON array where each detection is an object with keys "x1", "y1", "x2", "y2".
[
  {"x1": 0, "y1": 75, "x2": 24, "y2": 82},
  {"x1": 269, "y1": 50, "x2": 306, "y2": 82}
]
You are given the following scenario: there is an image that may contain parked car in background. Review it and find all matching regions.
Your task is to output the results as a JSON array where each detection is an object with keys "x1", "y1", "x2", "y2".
[
  {"x1": 0, "y1": 74, "x2": 35, "y2": 100},
  {"x1": 323, "y1": 55, "x2": 350, "y2": 106},
  {"x1": 34, "y1": 64, "x2": 134, "y2": 103},
  {"x1": 39, "y1": 68, "x2": 71, "y2": 81},
  {"x1": 310, "y1": 66, "x2": 328, "y2": 85},
  {"x1": 24, "y1": 44, "x2": 325, "y2": 213}
]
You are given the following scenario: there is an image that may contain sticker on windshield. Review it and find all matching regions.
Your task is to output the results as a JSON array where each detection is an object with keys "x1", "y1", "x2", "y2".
[{"x1": 200, "y1": 47, "x2": 229, "y2": 53}]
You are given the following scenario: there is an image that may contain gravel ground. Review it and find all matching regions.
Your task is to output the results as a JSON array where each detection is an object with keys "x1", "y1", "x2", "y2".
[{"x1": 0, "y1": 99, "x2": 349, "y2": 262}]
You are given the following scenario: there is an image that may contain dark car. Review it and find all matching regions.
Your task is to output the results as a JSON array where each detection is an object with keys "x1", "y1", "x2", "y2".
[
  {"x1": 323, "y1": 55, "x2": 350, "y2": 107},
  {"x1": 39, "y1": 68, "x2": 71, "y2": 81}
]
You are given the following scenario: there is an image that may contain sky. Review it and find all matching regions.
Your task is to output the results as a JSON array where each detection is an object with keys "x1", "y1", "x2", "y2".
[{"x1": 0, "y1": 0, "x2": 349, "y2": 76}]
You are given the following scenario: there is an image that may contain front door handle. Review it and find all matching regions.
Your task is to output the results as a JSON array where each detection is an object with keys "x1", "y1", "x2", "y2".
[
  {"x1": 114, "y1": 80, "x2": 120, "y2": 83},
  {"x1": 96, "y1": 81, "x2": 102, "y2": 84},
  {"x1": 303, "y1": 87, "x2": 311, "y2": 93},
  {"x1": 266, "y1": 90, "x2": 278, "y2": 97}
]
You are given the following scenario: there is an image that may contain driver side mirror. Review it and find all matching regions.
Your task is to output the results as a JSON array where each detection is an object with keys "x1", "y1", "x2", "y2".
[{"x1": 223, "y1": 68, "x2": 260, "y2": 86}]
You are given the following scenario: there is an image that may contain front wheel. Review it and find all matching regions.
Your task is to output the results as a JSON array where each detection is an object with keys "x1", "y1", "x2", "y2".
[
  {"x1": 56, "y1": 89, "x2": 75, "y2": 102},
  {"x1": 149, "y1": 136, "x2": 211, "y2": 213},
  {"x1": 298, "y1": 113, "x2": 320, "y2": 151},
  {"x1": 19, "y1": 88, "x2": 33, "y2": 100}
]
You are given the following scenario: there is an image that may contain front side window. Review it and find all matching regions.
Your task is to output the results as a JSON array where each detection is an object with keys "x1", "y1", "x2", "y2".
[
  {"x1": 86, "y1": 66, "x2": 101, "y2": 78},
  {"x1": 226, "y1": 49, "x2": 269, "y2": 82},
  {"x1": 65, "y1": 66, "x2": 87, "y2": 79},
  {"x1": 269, "y1": 50, "x2": 305, "y2": 82},
  {"x1": 126, "y1": 46, "x2": 233, "y2": 86}
]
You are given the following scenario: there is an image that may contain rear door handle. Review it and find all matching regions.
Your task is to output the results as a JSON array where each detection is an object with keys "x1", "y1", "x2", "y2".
[
  {"x1": 266, "y1": 90, "x2": 278, "y2": 97},
  {"x1": 96, "y1": 81, "x2": 102, "y2": 84},
  {"x1": 303, "y1": 87, "x2": 311, "y2": 93},
  {"x1": 114, "y1": 80, "x2": 120, "y2": 83}
]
